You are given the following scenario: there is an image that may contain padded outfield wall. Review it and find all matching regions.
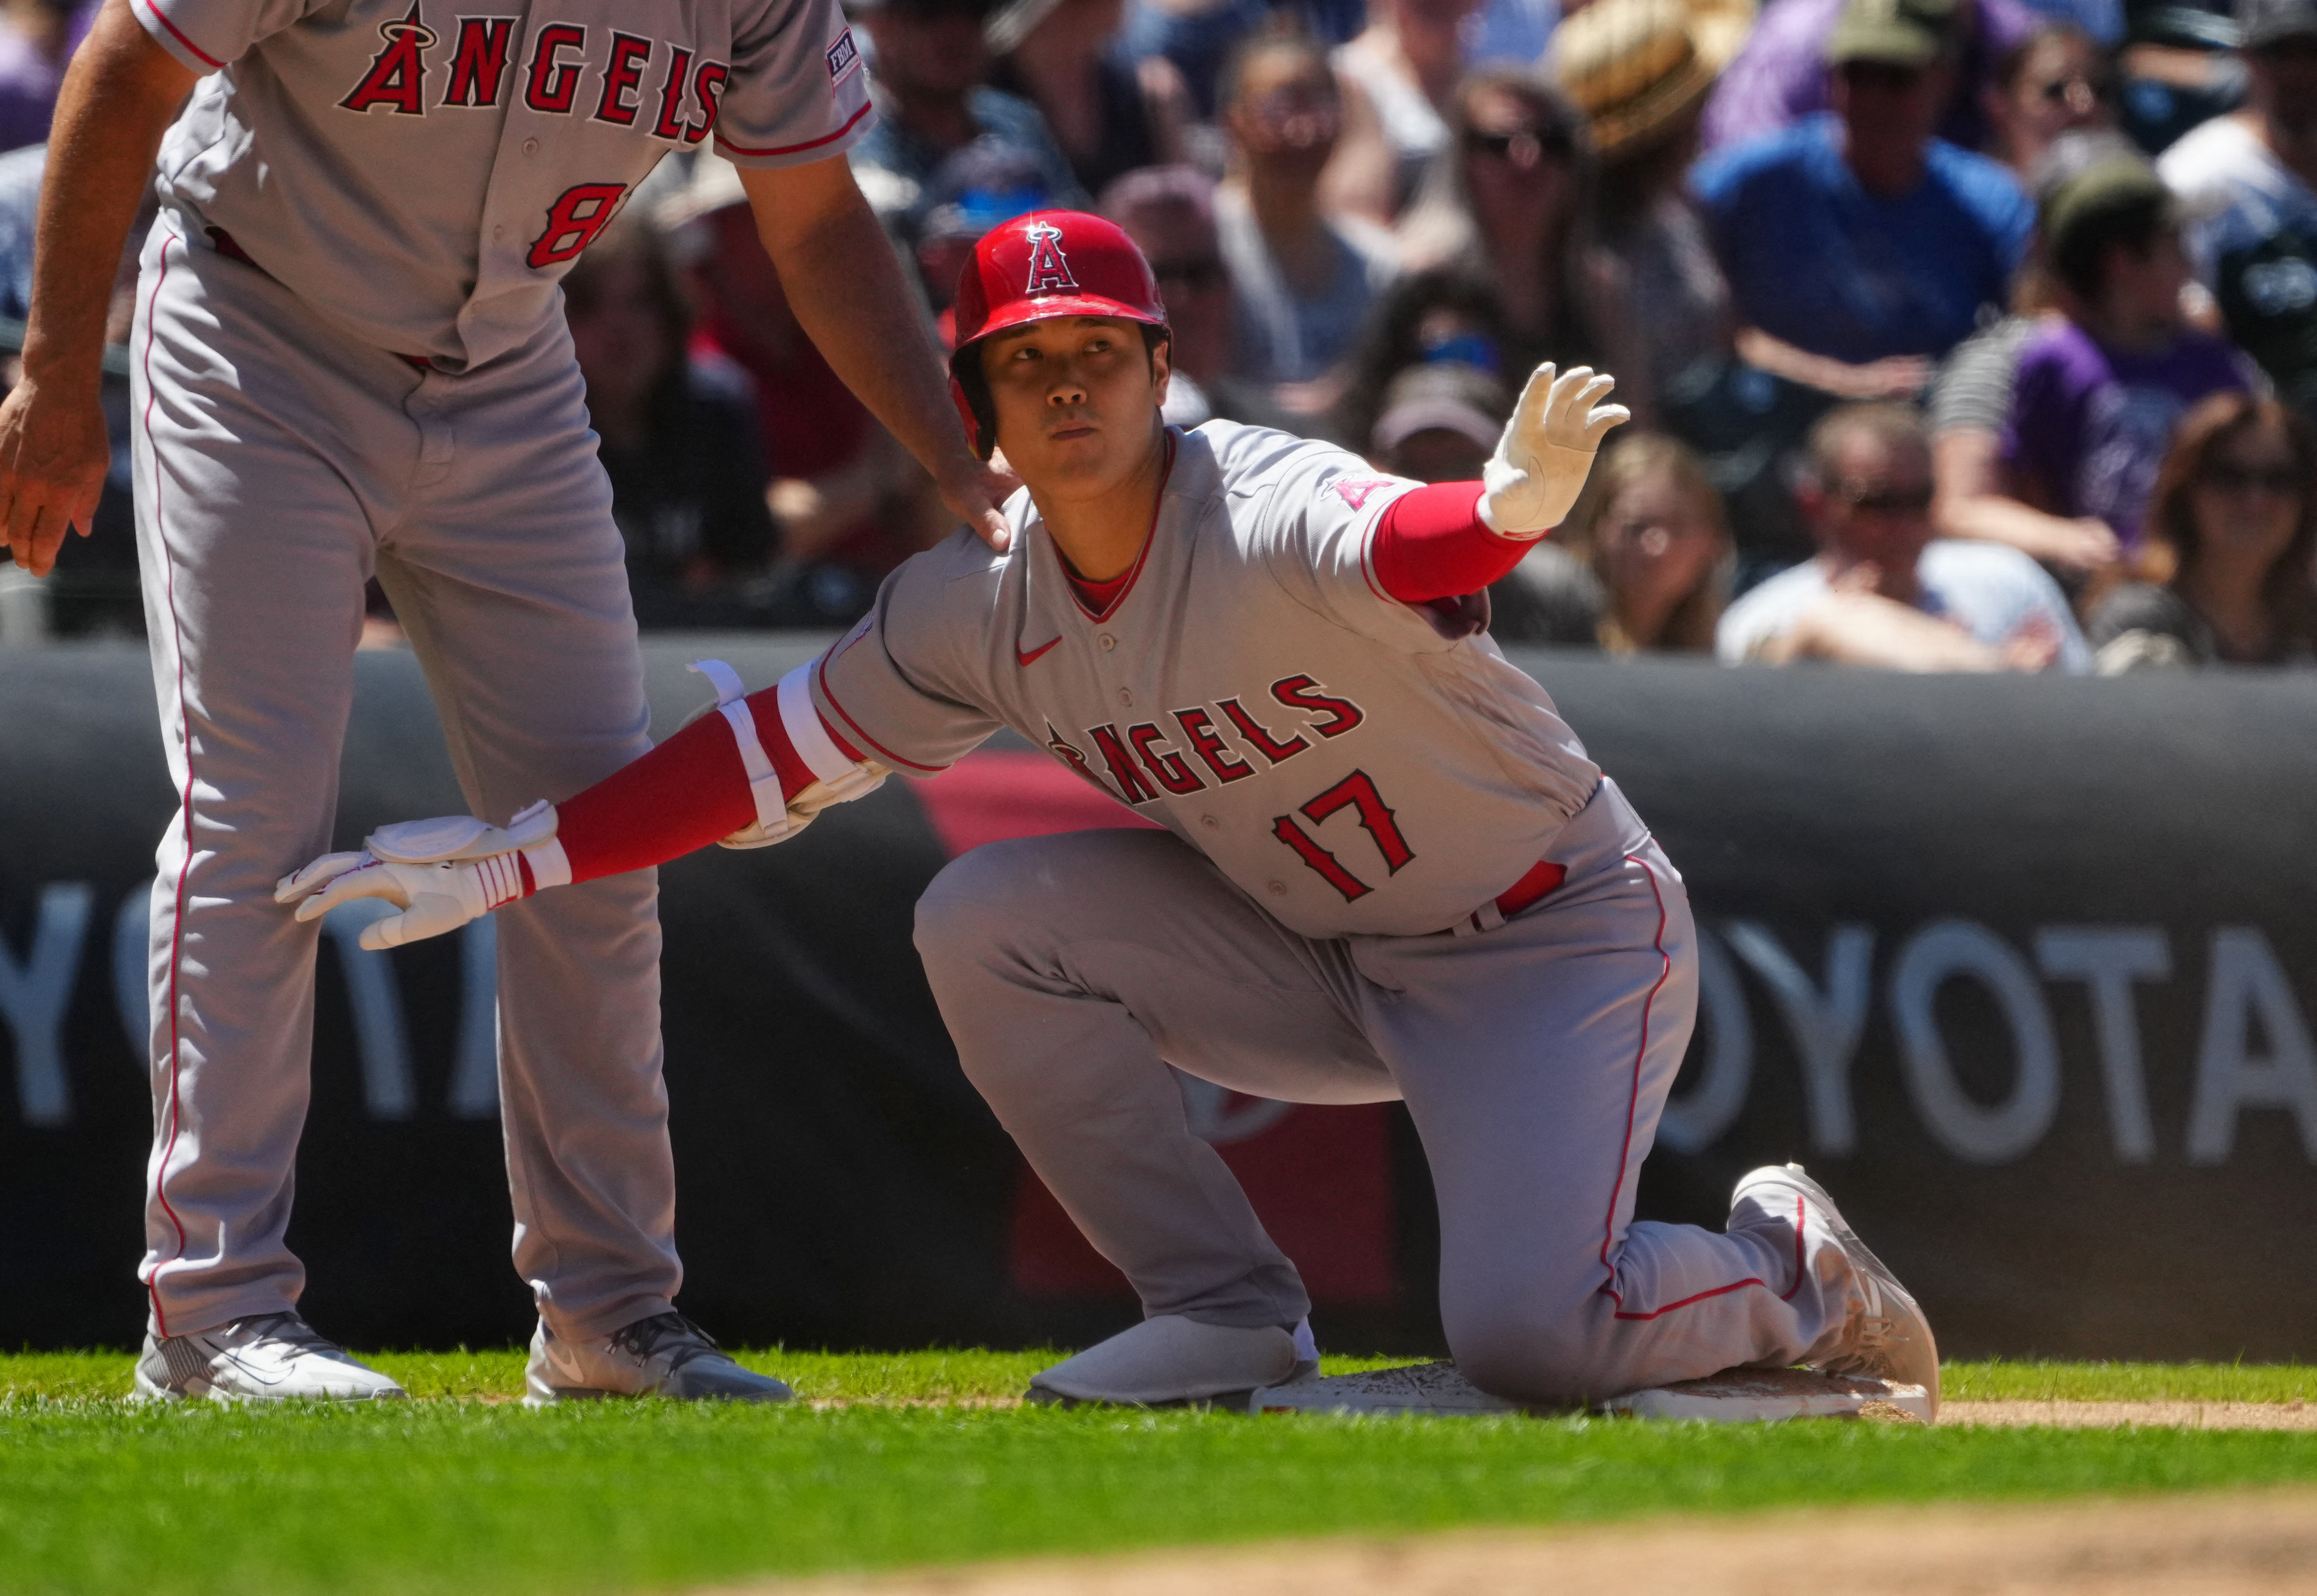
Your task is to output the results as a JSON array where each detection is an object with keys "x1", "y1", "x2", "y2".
[{"x1": 1, "y1": 639, "x2": 2312, "y2": 1357}]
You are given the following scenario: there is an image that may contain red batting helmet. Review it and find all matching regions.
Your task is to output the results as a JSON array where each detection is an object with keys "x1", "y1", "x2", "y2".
[{"x1": 949, "y1": 210, "x2": 1171, "y2": 459}]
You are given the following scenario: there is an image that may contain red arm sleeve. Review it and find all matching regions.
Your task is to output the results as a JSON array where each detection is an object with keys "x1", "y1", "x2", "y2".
[
  {"x1": 554, "y1": 690, "x2": 818, "y2": 884},
  {"x1": 1368, "y1": 482, "x2": 1535, "y2": 604}
]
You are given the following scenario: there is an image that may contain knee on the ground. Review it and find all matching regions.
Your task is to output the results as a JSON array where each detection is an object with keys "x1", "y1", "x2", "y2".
[{"x1": 1446, "y1": 1298, "x2": 1627, "y2": 1407}]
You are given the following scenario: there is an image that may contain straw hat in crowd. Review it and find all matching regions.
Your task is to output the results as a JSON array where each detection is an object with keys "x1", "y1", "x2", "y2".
[{"x1": 1548, "y1": 0, "x2": 1755, "y2": 160}]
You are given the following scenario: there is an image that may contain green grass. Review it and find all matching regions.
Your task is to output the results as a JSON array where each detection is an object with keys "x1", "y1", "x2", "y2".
[
  {"x1": 1, "y1": 1352, "x2": 2313, "y2": 1596},
  {"x1": 8, "y1": 1348, "x2": 2314, "y2": 1404}
]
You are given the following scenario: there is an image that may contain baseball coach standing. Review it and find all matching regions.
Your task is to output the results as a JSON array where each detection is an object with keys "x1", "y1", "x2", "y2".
[{"x1": 0, "y1": 0, "x2": 1011, "y2": 1402}]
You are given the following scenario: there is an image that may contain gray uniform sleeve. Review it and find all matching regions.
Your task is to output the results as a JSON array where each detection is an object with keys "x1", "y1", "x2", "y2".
[
  {"x1": 1205, "y1": 424, "x2": 1451, "y2": 653},
  {"x1": 714, "y1": 0, "x2": 876, "y2": 168},
  {"x1": 807, "y1": 537, "x2": 1005, "y2": 775},
  {"x1": 131, "y1": 0, "x2": 326, "y2": 71}
]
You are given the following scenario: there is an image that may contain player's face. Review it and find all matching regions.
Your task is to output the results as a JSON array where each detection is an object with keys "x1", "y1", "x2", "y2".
[{"x1": 980, "y1": 316, "x2": 1170, "y2": 497}]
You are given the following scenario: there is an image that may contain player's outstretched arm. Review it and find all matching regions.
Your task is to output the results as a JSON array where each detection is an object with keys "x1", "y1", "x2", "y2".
[
  {"x1": 1476, "y1": 363, "x2": 1630, "y2": 540},
  {"x1": 275, "y1": 661, "x2": 886, "y2": 950},
  {"x1": 0, "y1": 0, "x2": 195, "y2": 576},
  {"x1": 736, "y1": 157, "x2": 1020, "y2": 552}
]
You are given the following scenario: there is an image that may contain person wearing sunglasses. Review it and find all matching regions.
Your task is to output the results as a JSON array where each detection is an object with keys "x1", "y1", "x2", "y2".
[
  {"x1": 2087, "y1": 391, "x2": 2317, "y2": 668},
  {"x1": 1691, "y1": 0, "x2": 2035, "y2": 407},
  {"x1": 1718, "y1": 402, "x2": 2090, "y2": 670},
  {"x1": 1211, "y1": 18, "x2": 1399, "y2": 407},
  {"x1": 1984, "y1": 23, "x2": 2117, "y2": 182}
]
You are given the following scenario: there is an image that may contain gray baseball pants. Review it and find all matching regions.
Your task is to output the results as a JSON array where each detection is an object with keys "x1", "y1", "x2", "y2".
[
  {"x1": 129, "y1": 212, "x2": 678, "y2": 1342},
  {"x1": 915, "y1": 780, "x2": 1842, "y2": 1402}
]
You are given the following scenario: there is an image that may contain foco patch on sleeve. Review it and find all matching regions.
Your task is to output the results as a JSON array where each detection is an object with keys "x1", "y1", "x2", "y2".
[{"x1": 826, "y1": 28, "x2": 861, "y2": 84}]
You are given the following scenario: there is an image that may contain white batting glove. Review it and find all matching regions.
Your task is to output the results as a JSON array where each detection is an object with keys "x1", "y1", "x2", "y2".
[
  {"x1": 274, "y1": 802, "x2": 569, "y2": 951},
  {"x1": 1477, "y1": 363, "x2": 1631, "y2": 539}
]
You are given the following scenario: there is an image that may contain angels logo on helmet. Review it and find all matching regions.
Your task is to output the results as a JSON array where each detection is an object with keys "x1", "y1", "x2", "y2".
[{"x1": 1022, "y1": 219, "x2": 1079, "y2": 294}]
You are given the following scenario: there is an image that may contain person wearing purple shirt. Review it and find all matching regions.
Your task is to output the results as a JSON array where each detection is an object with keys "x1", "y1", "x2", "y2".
[
  {"x1": 1702, "y1": 0, "x2": 2035, "y2": 156},
  {"x1": 0, "y1": 1, "x2": 92, "y2": 153},
  {"x1": 2003, "y1": 158, "x2": 2259, "y2": 545}
]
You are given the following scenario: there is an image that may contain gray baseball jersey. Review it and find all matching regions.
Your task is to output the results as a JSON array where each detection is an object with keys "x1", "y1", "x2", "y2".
[
  {"x1": 134, "y1": 0, "x2": 873, "y2": 370},
  {"x1": 808, "y1": 420, "x2": 1603, "y2": 939},
  {"x1": 124, "y1": 0, "x2": 867, "y2": 1340}
]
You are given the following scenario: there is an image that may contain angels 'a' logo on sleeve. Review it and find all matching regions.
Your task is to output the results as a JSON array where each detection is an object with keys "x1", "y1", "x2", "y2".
[
  {"x1": 826, "y1": 27, "x2": 860, "y2": 85},
  {"x1": 1329, "y1": 477, "x2": 1397, "y2": 510},
  {"x1": 1022, "y1": 219, "x2": 1079, "y2": 293}
]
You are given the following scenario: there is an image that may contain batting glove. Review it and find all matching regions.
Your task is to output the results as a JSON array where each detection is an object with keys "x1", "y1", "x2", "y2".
[
  {"x1": 1477, "y1": 363, "x2": 1630, "y2": 539},
  {"x1": 274, "y1": 802, "x2": 568, "y2": 951}
]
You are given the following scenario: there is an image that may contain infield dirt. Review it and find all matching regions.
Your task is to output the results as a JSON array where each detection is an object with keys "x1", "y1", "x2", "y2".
[{"x1": 731, "y1": 1488, "x2": 2317, "y2": 1596}]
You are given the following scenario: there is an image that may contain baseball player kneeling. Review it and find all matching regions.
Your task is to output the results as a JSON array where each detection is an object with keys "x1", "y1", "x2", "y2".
[{"x1": 281, "y1": 213, "x2": 1939, "y2": 1413}]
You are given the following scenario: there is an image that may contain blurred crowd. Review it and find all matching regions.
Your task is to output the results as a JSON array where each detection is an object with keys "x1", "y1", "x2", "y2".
[{"x1": 1, "y1": 0, "x2": 2313, "y2": 671}]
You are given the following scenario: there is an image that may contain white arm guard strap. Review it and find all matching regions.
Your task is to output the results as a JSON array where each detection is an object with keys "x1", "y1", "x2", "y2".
[
  {"x1": 688, "y1": 659, "x2": 792, "y2": 846},
  {"x1": 688, "y1": 658, "x2": 889, "y2": 851}
]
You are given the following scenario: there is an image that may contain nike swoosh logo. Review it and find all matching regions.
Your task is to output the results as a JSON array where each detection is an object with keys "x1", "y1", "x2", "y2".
[{"x1": 1016, "y1": 637, "x2": 1062, "y2": 667}]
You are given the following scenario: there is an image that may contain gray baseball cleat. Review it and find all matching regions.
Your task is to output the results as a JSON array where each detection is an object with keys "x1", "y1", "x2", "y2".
[
  {"x1": 1027, "y1": 1314, "x2": 1318, "y2": 1409},
  {"x1": 1730, "y1": 1162, "x2": 1941, "y2": 1413},
  {"x1": 132, "y1": 1312, "x2": 408, "y2": 1403},
  {"x1": 524, "y1": 1312, "x2": 794, "y2": 1405}
]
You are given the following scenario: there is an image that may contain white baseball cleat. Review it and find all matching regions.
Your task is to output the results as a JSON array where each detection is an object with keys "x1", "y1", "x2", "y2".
[
  {"x1": 1729, "y1": 1162, "x2": 1941, "y2": 1413},
  {"x1": 524, "y1": 1312, "x2": 794, "y2": 1405},
  {"x1": 1027, "y1": 1314, "x2": 1318, "y2": 1409},
  {"x1": 132, "y1": 1312, "x2": 408, "y2": 1403}
]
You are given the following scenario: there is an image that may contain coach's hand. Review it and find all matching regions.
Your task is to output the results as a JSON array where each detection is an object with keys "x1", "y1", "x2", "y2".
[
  {"x1": 0, "y1": 376, "x2": 108, "y2": 578},
  {"x1": 1478, "y1": 363, "x2": 1629, "y2": 540},
  {"x1": 938, "y1": 453, "x2": 1023, "y2": 552}
]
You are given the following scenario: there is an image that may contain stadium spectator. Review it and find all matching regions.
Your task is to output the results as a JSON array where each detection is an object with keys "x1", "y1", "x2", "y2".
[
  {"x1": 1324, "y1": 0, "x2": 1485, "y2": 223},
  {"x1": 1928, "y1": 131, "x2": 2138, "y2": 576},
  {"x1": 1692, "y1": 0, "x2": 2035, "y2": 403},
  {"x1": 0, "y1": 138, "x2": 38, "y2": 320},
  {"x1": 1983, "y1": 23, "x2": 2116, "y2": 182},
  {"x1": 1331, "y1": 267, "x2": 1512, "y2": 448},
  {"x1": 1566, "y1": 432, "x2": 1736, "y2": 651},
  {"x1": 660, "y1": 158, "x2": 936, "y2": 618},
  {"x1": 1213, "y1": 18, "x2": 1399, "y2": 402},
  {"x1": 1101, "y1": 164, "x2": 1290, "y2": 425},
  {"x1": 1116, "y1": 0, "x2": 1277, "y2": 118},
  {"x1": 2159, "y1": 0, "x2": 2317, "y2": 418},
  {"x1": 563, "y1": 222, "x2": 777, "y2": 629},
  {"x1": 2086, "y1": 390, "x2": 2317, "y2": 668},
  {"x1": 1718, "y1": 402, "x2": 2091, "y2": 669},
  {"x1": 989, "y1": 0, "x2": 1196, "y2": 197},
  {"x1": 2002, "y1": 155, "x2": 2258, "y2": 551},
  {"x1": 849, "y1": 0, "x2": 1087, "y2": 246},
  {"x1": 1399, "y1": 73, "x2": 1630, "y2": 398},
  {"x1": 0, "y1": 0, "x2": 90, "y2": 157},
  {"x1": 913, "y1": 144, "x2": 1062, "y2": 316},
  {"x1": 1553, "y1": 0, "x2": 1744, "y2": 424},
  {"x1": 1367, "y1": 357, "x2": 1503, "y2": 480},
  {"x1": 1700, "y1": 0, "x2": 2035, "y2": 156}
]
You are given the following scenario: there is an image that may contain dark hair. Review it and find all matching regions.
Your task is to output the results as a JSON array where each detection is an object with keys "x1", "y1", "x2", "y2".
[
  {"x1": 1996, "y1": 21, "x2": 2103, "y2": 96},
  {"x1": 1331, "y1": 269, "x2": 1514, "y2": 450},
  {"x1": 562, "y1": 214, "x2": 693, "y2": 351},
  {"x1": 1216, "y1": 13, "x2": 1334, "y2": 115},
  {"x1": 2142, "y1": 390, "x2": 2317, "y2": 640},
  {"x1": 950, "y1": 321, "x2": 1171, "y2": 460},
  {"x1": 561, "y1": 214, "x2": 695, "y2": 420},
  {"x1": 2050, "y1": 187, "x2": 2170, "y2": 301}
]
